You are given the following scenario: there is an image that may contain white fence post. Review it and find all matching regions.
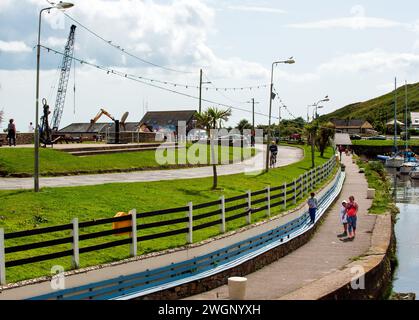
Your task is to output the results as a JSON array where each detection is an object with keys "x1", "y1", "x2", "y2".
[
  {"x1": 283, "y1": 182, "x2": 287, "y2": 210},
  {"x1": 266, "y1": 186, "x2": 271, "y2": 217},
  {"x1": 293, "y1": 179, "x2": 297, "y2": 204},
  {"x1": 187, "y1": 202, "x2": 193, "y2": 244},
  {"x1": 72, "y1": 218, "x2": 80, "y2": 269},
  {"x1": 220, "y1": 196, "x2": 226, "y2": 233},
  {"x1": 246, "y1": 190, "x2": 252, "y2": 224},
  {"x1": 130, "y1": 209, "x2": 137, "y2": 257},
  {"x1": 0, "y1": 228, "x2": 6, "y2": 285},
  {"x1": 300, "y1": 175, "x2": 303, "y2": 200}
]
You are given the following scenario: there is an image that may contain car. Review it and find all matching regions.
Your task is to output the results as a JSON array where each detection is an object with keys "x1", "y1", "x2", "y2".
[
  {"x1": 218, "y1": 133, "x2": 250, "y2": 146},
  {"x1": 367, "y1": 135, "x2": 386, "y2": 140},
  {"x1": 350, "y1": 134, "x2": 362, "y2": 140}
]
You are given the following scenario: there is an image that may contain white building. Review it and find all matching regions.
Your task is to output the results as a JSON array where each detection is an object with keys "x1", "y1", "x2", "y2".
[{"x1": 411, "y1": 112, "x2": 419, "y2": 129}]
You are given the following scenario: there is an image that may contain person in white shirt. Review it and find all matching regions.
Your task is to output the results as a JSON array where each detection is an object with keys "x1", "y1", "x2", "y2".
[
  {"x1": 338, "y1": 200, "x2": 348, "y2": 238},
  {"x1": 28, "y1": 122, "x2": 34, "y2": 133}
]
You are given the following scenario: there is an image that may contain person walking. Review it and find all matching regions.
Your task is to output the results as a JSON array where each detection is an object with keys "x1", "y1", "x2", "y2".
[
  {"x1": 7, "y1": 119, "x2": 16, "y2": 147},
  {"x1": 337, "y1": 200, "x2": 348, "y2": 237},
  {"x1": 341, "y1": 195, "x2": 358, "y2": 241},
  {"x1": 307, "y1": 192, "x2": 318, "y2": 225}
]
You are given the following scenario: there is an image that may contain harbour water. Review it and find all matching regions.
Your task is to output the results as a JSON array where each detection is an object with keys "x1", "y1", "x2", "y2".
[{"x1": 390, "y1": 171, "x2": 419, "y2": 299}]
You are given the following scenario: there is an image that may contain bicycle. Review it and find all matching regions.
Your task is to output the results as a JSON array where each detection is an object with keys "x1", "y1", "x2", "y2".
[{"x1": 270, "y1": 152, "x2": 277, "y2": 168}]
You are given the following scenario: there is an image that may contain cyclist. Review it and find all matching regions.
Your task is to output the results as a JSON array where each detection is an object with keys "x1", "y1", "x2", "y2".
[{"x1": 269, "y1": 140, "x2": 278, "y2": 167}]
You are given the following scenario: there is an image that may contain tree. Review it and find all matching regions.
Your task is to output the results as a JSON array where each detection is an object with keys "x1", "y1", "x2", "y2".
[
  {"x1": 316, "y1": 122, "x2": 335, "y2": 157},
  {"x1": 236, "y1": 119, "x2": 252, "y2": 133},
  {"x1": 196, "y1": 107, "x2": 232, "y2": 189}
]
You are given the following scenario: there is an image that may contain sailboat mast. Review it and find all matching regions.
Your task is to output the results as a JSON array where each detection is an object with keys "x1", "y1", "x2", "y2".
[
  {"x1": 394, "y1": 77, "x2": 397, "y2": 154},
  {"x1": 405, "y1": 81, "x2": 408, "y2": 153}
]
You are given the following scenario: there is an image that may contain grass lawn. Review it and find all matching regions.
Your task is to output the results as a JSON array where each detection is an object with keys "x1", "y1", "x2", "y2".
[
  {"x1": 352, "y1": 139, "x2": 419, "y2": 147},
  {"x1": 0, "y1": 144, "x2": 255, "y2": 177},
  {"x1": 0, "y1": 145, "x2": 335, "y2": 283}
]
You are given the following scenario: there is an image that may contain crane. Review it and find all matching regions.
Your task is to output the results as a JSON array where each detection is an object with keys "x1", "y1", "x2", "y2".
[
  {"x1": 87, "y1": 108, "x2": 116, "y2": 132},
  {"x1": 50, "y1": 24, "x2": 76, "y2": 131}
]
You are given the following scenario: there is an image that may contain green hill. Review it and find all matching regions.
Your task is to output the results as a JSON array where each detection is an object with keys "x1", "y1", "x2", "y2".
[{"x1": 319, "y1": 82, "x2": 419, "y2": 129}]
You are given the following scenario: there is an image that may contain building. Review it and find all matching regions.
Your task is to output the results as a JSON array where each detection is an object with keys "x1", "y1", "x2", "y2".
[
  {"x1": 330, "y1": 119, "x2": 374, "y2": 134},
  {"x1": 411, "y1": 112, "x2": 419, "y2": 129},
  {"x1": 139, "y1": 110, "x2": 197, "y2": 135}
]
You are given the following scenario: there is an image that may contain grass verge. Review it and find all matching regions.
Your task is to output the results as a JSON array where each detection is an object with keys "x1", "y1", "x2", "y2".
[
  {"x1": 0, "y1": 145, "x2": 334, "y2": 283},
  {"x1": 0, "y1": 144, "x2": 255, "y2": 177},
  {"x1": 355, "y1": 157, "x2": 398, "y2": 215}
]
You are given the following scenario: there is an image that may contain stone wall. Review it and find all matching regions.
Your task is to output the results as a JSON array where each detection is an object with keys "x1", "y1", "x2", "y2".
[{"x1": 0, "y1": 133, "x2": 34, "y2": 146}]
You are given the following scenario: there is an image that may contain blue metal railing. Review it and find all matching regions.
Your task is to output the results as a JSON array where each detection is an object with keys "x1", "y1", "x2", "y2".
[{"x1": 29, "y1": 171, "x2": 344, "y2": 300}]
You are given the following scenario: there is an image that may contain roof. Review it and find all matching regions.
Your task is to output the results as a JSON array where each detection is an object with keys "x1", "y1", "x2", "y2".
[
  {"x1": 334, "y1": 133, "x2": 352, "y2": 146},
  {"x1": 139, "y1": 110, "x2": 197, "y2": 127},
  {"x1": 330, "y1": 119, "x2": 372, "y2": 128},
  {"x1": 59, "y1": 122, "x2": 140, "y2": 133},
  {"x1": 386, "y1": 120, "x2": 405, "y2": 126}
]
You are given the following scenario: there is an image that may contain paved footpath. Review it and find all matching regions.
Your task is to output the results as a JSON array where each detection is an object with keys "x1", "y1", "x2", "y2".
[
  {"x1": 0, "y1": 145, "x2": 302, "y2": 190},
  {"x1": 187, "y1": 153, "x2": 377, "y2": 300}
]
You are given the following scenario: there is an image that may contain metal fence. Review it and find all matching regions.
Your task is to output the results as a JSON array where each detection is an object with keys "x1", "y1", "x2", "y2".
[{"x1": 0, "y1": 156, "x2": 337, "y2": 285}]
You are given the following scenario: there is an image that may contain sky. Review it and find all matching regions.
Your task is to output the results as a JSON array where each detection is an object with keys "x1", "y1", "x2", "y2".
[{"x1": 1, "y1": 0, "x2": 419, "y2": 131}]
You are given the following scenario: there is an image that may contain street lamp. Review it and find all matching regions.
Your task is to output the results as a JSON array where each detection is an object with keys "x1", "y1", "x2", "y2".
[
  {"x1": 309, "y1": 96, "x2": 330, "y2": 168},
  {"x1": 34, "y1": 1, "x2": 74, "y2": 192},
  {"x1": 307, "y1": 96, "x2": 329, "y2": 122},
  {"x1": 265, "y1": 58, "x2": 295, "y2": 172}
]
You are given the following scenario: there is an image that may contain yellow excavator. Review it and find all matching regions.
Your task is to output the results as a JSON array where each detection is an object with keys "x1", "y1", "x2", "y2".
[
  {"x1": 87, "y1": 108, "x2": 129, "y2": 144},
  {"x1": 87, "y1": 108, "x2": 116, "y2": 132}
]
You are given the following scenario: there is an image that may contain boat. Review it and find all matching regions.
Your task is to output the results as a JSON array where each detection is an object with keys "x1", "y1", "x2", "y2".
[
  {"x1": 385, "y1": 156, "x2": 404, "y2": 168},
  {"x1": 400, "y1": 161, "x2": 419, "y2": 174},
  {"x1": 409, "y1": 166, "x2": 419, "y2": 179}
]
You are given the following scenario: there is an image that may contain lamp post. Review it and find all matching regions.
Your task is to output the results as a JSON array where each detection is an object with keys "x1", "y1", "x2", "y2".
[
  {"x1": 265, "y1": 58, "x2": 295, "y2": 172},
  {"x1": 35, "y1": 1, "x2": 74, "y2": 192},
  {"x1": 309, "y1": 96, "x2": 329, "y2": 168}
]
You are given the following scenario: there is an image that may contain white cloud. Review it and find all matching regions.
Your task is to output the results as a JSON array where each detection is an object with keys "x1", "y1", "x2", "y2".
[
  {"x1": 0, "y1": 0, "x2": 13, "y2": 12},
  {"x1": 288, "y1": 16, "x2": 403, "y2": 30},
  {"x1": 318, "y1": 49, "x2": 419, "y2": 74},
  {"x1": 0, "y1": 40, "x2": 32, "y2": 53},
  {"x1": 44, "y1": 37, "x2": 67, "y2": 48},
  {"x1": 227, "y1": 5, "x2": 286, "y2": 14},
  {"x1": 288, "y1": 5, "x2": 404, "y2": 30}
]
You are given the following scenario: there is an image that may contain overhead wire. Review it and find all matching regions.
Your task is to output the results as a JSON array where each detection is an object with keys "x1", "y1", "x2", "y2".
[{"x1": 40, "y1": 45, "x2": 279, "y2": 120}]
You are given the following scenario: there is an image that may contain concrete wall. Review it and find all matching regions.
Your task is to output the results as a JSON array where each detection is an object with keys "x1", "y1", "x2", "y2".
[
  {"x1": 0, "y1": 133, "x2": 34, "y2": 146},
  {"x1": 280, "y1": 214, "x2": 395, "y2": 300}
]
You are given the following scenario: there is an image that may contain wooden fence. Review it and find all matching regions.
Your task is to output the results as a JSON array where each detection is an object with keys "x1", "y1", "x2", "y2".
[{"x1": 0, "y1": 156, "x2": 337, "y2": 285}]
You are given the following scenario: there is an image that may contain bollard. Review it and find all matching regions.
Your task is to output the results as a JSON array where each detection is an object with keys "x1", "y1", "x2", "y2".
[
  {"x1": 228, "y1": 277, "x2": 247, "y2": 300},
  {"x1": 367, "y1": 188, "x2": 376, "y2": 199}
]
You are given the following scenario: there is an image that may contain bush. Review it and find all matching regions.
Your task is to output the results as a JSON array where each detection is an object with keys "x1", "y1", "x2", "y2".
[{"x1": 368, "y1": 161, "x2": 385, "y2": 174}]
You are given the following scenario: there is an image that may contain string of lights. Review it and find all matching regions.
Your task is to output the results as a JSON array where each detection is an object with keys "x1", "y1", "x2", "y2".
[
  {"x1": 63, "y1": 13, "x2": 269, "y2": 92},
  {"x1": 40, "y1": 45, "x2": 279, "y2": 120}
]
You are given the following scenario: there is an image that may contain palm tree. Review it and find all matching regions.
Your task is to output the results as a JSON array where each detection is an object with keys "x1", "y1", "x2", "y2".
[
  {"x1": 316, "y1": 122, "x2": 335, "y2": 157},
  {"x1": 196, "y1": 107, "x2": 232, "y2": 189},
  {"x1": 236, "y1": 119, "x2": 252, "y2": 133}
]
